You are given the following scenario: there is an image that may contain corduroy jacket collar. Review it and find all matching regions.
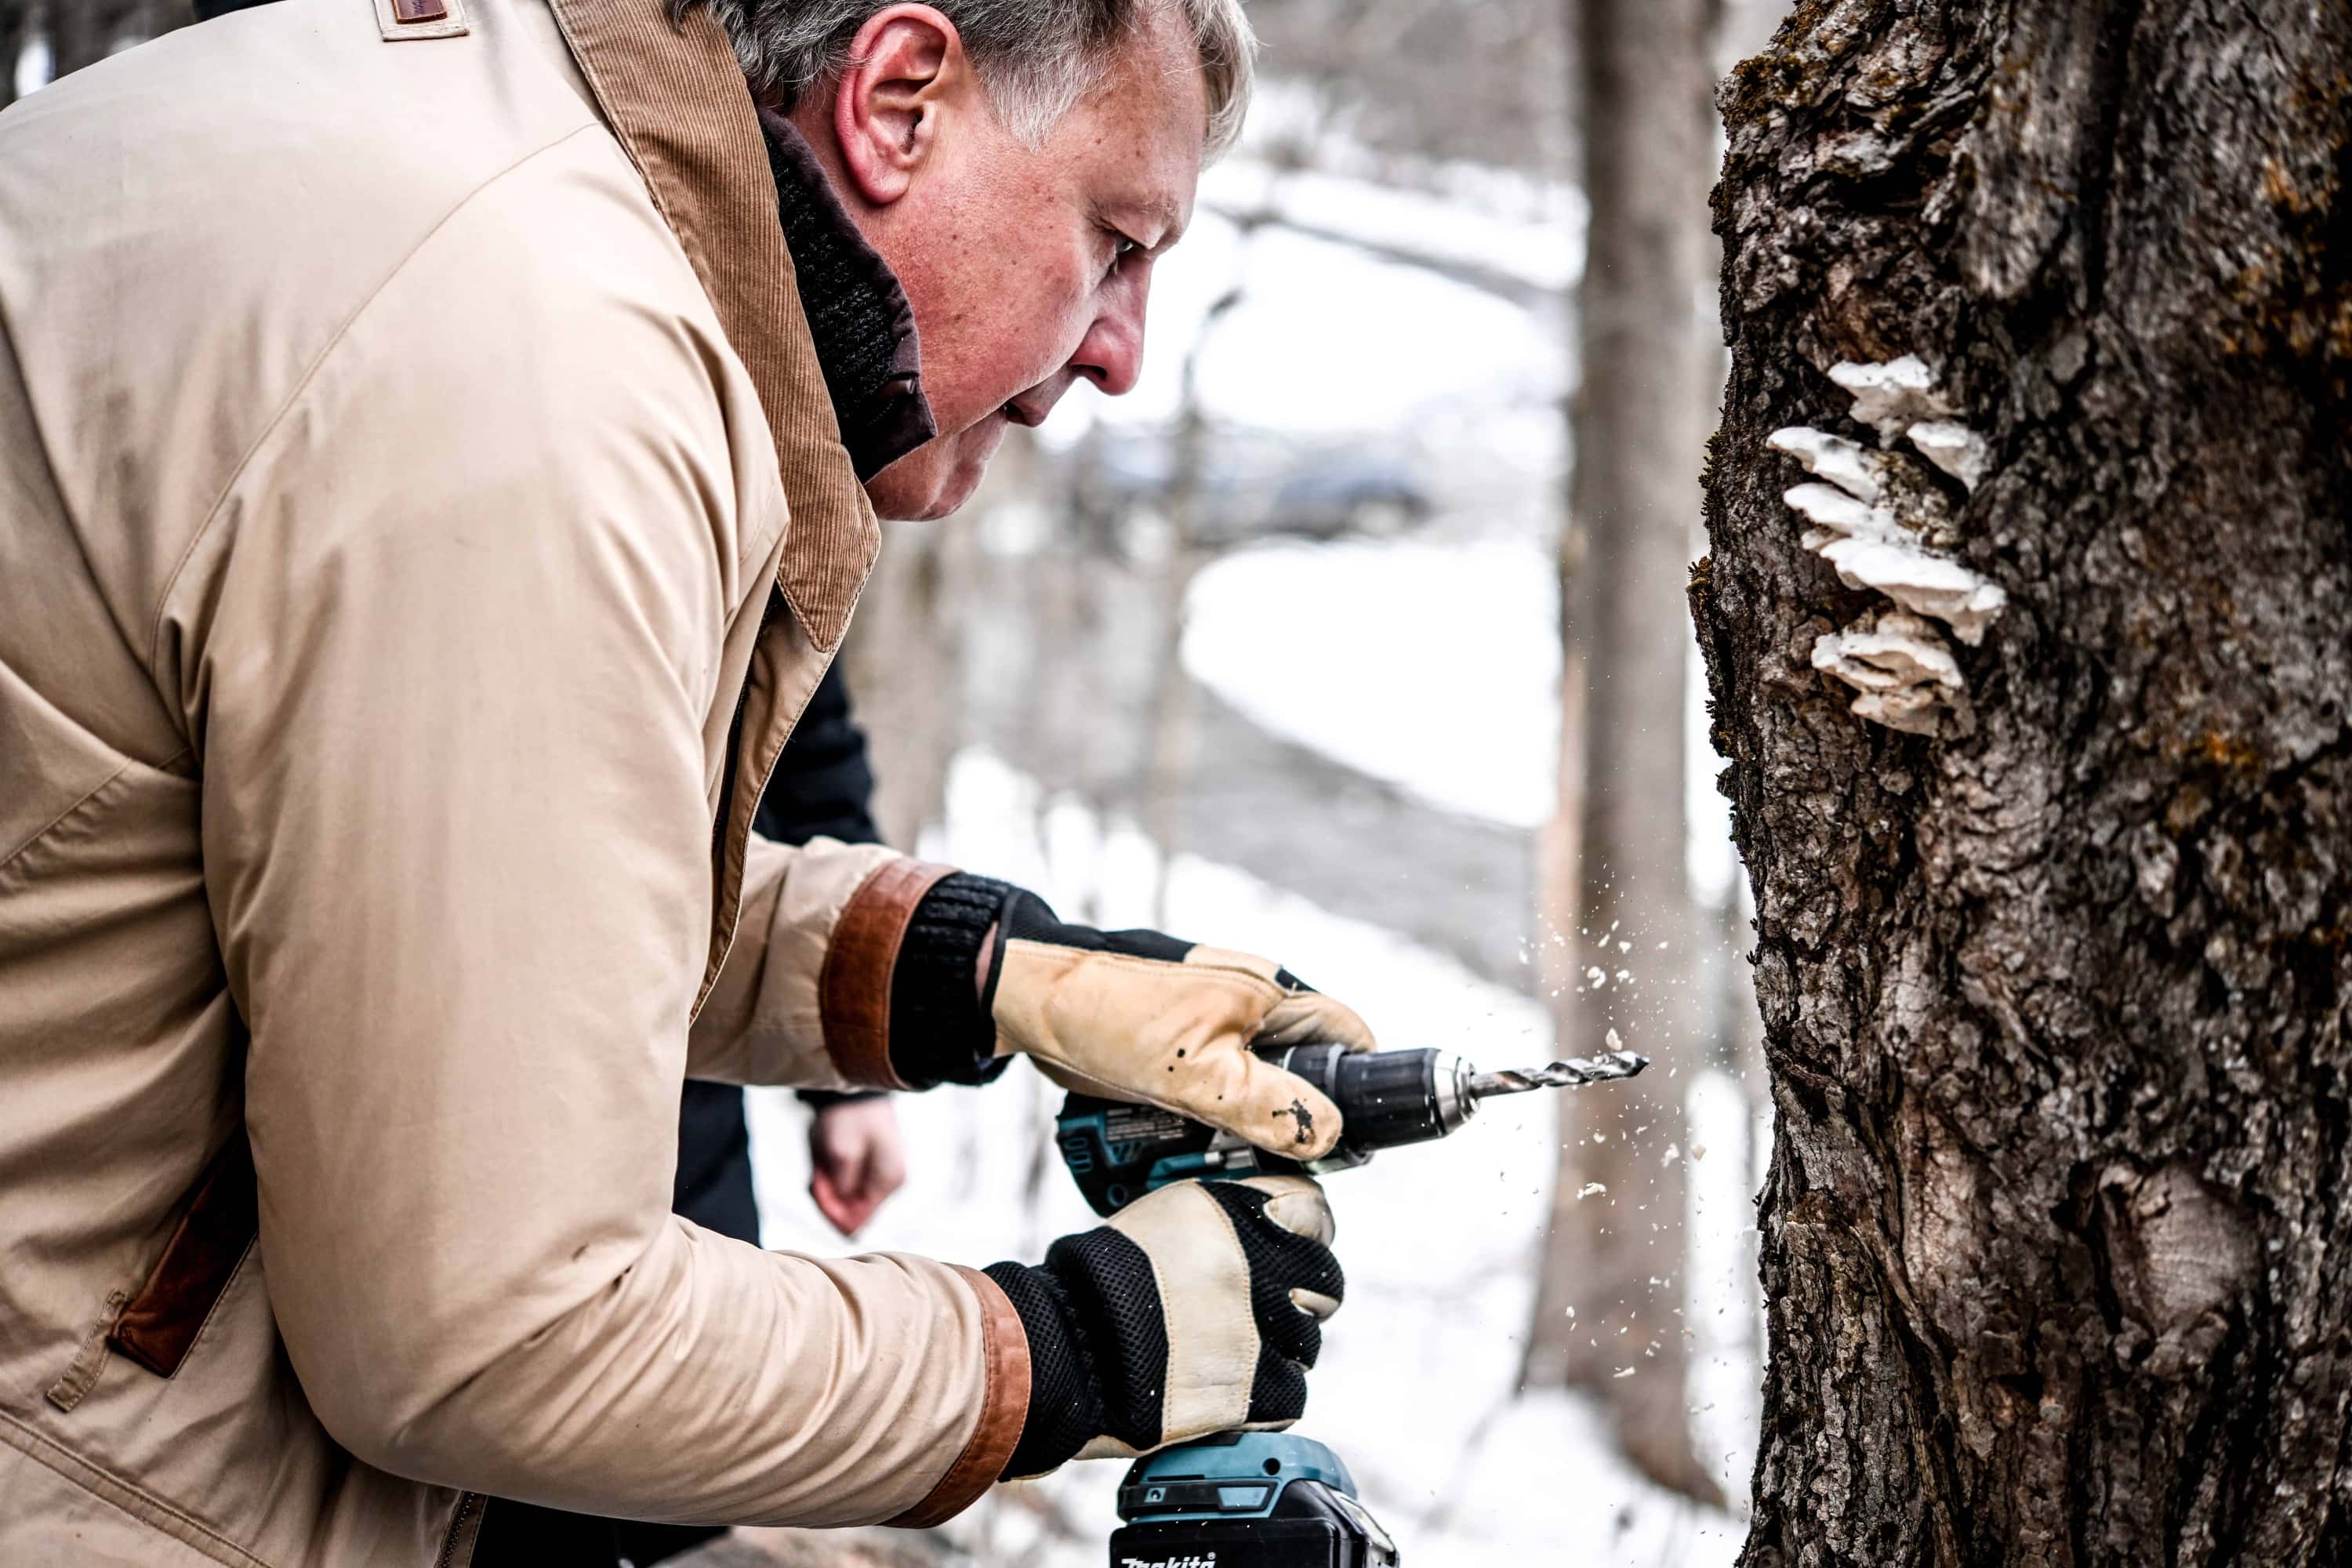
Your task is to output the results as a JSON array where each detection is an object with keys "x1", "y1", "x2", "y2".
[{"x1": 546, "y1": 0, "x2": 877, "y2": 652}]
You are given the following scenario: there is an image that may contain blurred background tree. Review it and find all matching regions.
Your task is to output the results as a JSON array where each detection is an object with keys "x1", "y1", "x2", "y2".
[{"x1": 1519, "y1": 0, "x2": 1719, "y2": 1505}]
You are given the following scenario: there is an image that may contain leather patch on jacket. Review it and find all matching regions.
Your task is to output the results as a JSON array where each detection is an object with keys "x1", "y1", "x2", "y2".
[
  {"x1": 108, "y1": 1135, "x2": 258, "y2": 1378},
  {"x1": 372, "y1": 0, "x2": 467, "y2": 40},
  {"x1": 818, "y1": 858, "x2": 954, "y2": 1089},
  {"x1": 887, "y1": 1265, "x2": 1032, "y2": 1528}
]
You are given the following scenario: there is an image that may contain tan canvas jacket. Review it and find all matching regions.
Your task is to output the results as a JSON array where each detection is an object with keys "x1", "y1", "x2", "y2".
[{"x1": 0, "y1": 1, "x2": 1028, "y2": 1562}]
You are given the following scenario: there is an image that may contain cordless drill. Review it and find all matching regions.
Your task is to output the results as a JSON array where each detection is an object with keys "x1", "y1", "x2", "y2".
[{"x1": 1055, "y1": 1040, "x2": 1648, "y2": 1567}]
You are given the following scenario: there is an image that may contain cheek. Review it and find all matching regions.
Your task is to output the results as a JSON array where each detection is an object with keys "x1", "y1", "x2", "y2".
[
  {"x1": 908, "y1": 180, "x2": 1102, "y2": 423},
  {"x1": 968, "y1": 231, "x2": 1097, "y2": 378}
]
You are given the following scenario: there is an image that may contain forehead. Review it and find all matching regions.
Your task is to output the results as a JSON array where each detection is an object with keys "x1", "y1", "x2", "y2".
[{"x1": 1054, "y1": 10, "x2": 1209, "y2": 224}]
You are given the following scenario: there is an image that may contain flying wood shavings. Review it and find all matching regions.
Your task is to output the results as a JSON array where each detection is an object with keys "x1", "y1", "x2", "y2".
[{"x1": 1578, "y1": 1181, "x2": 1608, "y2": 1200}]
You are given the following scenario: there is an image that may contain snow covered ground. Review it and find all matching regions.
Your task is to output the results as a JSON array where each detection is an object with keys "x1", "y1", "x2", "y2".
[{"x1": 746, "y1": 752, "x2": 1760, "y2": 1566}]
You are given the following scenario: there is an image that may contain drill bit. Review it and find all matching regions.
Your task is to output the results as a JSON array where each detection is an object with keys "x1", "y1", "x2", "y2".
[{"x1": 1465, "y1": 1049, "x2": 1648, "y2": 1101}]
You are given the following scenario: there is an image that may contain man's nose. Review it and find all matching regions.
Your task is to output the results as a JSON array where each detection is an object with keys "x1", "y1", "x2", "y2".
[{"x1": 1070, "y1": 277, "x2": 1149, "y2": 397}]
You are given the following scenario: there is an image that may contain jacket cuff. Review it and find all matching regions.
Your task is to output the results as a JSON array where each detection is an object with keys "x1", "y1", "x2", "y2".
[
  {"x1": 979, "y1": 1258, "x2": 1107, "y2": 1478},
  {"x1": 818, "y1": 858, "x2": 955, "y2": 1088},
  {"x1": 886, "y1": 1265, "x2": 1032, "y2": 1527}
]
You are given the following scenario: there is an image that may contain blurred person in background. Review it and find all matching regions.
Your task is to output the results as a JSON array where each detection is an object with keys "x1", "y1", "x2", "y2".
[{"x1": 0, "y1": 2, "x2": 1382, "y2": 1566}]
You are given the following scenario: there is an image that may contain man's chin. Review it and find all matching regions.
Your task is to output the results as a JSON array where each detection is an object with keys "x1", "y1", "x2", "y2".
[{"x1": 865, "y1": 420, "x2": 1005, "y2": 522}]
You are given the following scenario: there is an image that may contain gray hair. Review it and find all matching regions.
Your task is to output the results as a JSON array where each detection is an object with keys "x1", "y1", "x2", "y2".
[{"x1": 693, "y1": 0, "x2": 1256, "y2": 158}]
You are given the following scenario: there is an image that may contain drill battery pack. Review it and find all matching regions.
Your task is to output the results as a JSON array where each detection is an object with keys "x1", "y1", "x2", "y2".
[{"x1": 1108, "y1": 1433, "x2": 1399, "y2": 1568}]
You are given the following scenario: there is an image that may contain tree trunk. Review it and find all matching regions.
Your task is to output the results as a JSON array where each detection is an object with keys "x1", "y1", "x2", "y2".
[
  {"x1": 49, "y1": 0, "x2": 135, "y2": 75},
  {"x1": 33, "y1": 0, "x2": 191, "y2": 85},
  {"x1": 1701, "y1": 3, "x2": 2352, "y2": 1563},
  {"x1": 1523, "y1": 0, "x2": 1723, "y2": 1507},
  {"x1": 1, "y1": 0, "x2": 27, "y2": 112}
]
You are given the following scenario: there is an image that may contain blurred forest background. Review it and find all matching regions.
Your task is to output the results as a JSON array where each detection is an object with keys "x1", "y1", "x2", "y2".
[{"x1": 9, "y1": 2, "x2": 1794, "y2": 1562}]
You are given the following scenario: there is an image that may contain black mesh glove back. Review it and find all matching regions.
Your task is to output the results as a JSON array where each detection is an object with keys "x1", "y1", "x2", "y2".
[{"x1": 983, "y1": 1175, "x2": 1343, "y2": 1478}]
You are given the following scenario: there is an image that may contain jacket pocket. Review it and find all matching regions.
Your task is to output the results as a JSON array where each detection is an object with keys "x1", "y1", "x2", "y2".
[{"x1": 108, "y1": 1134, "x2": 258, "y2": 1377}]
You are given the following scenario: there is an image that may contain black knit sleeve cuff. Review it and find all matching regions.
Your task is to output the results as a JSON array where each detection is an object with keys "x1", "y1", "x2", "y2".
[
  {"x1": 888, "y1": 872, "x2": 1018, "y2": 1090},
  {"x1": 982, "y1": 1261, "x2": 1105, "y2": 1478}
]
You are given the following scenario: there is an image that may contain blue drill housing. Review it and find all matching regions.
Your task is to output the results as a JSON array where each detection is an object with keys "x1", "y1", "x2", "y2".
[{"x1": 1110, "y1": 1433, "x2": 1399, "y2": 1566}]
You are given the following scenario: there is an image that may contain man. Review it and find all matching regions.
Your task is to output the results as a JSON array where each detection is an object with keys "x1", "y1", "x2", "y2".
[{"x1": 0, "y1": 2, "x2": 1374, "y2": 1565}]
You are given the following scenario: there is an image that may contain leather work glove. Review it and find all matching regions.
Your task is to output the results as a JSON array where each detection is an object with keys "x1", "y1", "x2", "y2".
[
  {"x1": 849, "y1": 873, "x2": 1376, "y2": 1157},
  {"x1": 985, "y1": 890, "x2": 1377, "y2": 1158},
  {"x1": 982, "y1": 1175, "x2": 1343, "y2": 1476}
]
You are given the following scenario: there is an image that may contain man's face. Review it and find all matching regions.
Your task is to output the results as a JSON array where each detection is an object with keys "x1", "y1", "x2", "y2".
[{"x1": 797, "y1": 7, "x2": 1208, "y2": 521}]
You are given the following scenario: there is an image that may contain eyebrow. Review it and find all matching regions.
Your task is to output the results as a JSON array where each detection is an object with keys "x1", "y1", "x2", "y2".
[{"x1": 1112, "y1": 194, "x2": 1188, "y2": 252}]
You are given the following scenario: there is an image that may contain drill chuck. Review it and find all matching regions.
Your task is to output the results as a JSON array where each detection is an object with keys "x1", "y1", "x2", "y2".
[{"x1": 1258, "y1": 1044, "x2": 1475, "y2": 1156}]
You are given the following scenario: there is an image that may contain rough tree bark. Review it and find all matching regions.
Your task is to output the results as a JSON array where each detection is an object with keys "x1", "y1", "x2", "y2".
[
  {"x1": 1700, "y1": 2, "x2": 2352, "y2": 1563},
  {"x1": 1523, "y1": 0, "x2": 1723, "y2": 1505}
]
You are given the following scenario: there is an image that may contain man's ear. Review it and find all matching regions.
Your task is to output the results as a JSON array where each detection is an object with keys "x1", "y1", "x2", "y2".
[{"x1": 829, "y1": 4, "x2": 965, "y2": 208}]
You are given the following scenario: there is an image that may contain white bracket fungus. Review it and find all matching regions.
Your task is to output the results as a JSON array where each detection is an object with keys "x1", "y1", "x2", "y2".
[
  {"x1": 1904, "y1": 420, "x2": 1993, "y2": 492},
  {"x1": 1771, "y1": 358, "x2": 2009, "y2": 736},
  {"x1": 1769, "y1": 424, "x2": 2007, "y2": 645},
  {"x1": 1827, "y1": 355, "x2": 1955, "y2": 445},
  {"x1": 1809, "y1": 612, "x2": 1965, "y2": 736}
]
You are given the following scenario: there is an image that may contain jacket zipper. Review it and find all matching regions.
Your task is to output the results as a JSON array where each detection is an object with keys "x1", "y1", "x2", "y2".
[{"x1": 436, "y1": 1492, "x2": 482, "y2": 1568}]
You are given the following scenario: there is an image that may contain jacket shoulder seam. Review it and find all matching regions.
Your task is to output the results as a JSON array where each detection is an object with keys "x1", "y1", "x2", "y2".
[{"x1": 145, "y1": 120, "x2": 615, "y2": 691}]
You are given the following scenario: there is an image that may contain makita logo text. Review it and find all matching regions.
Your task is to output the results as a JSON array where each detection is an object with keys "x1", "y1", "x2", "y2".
[{"x1": 1120, "y1": 1555, "x2": 1215, "y2": 1568}]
